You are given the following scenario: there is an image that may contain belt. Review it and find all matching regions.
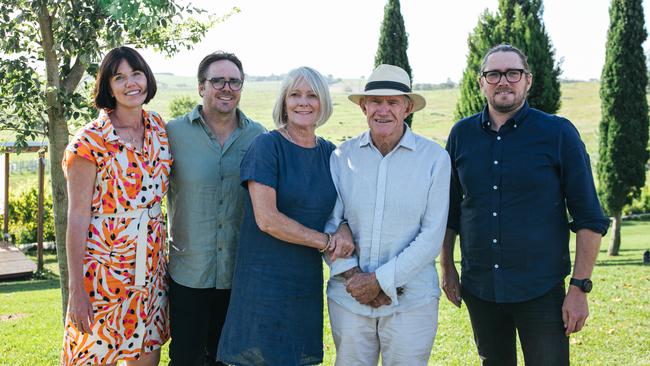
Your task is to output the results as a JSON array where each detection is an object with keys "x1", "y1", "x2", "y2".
[{"x1": 96, "y1": 203, "x2": 162, "y2": 287}]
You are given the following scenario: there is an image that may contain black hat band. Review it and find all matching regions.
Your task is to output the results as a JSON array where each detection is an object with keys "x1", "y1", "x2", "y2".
[{"x1": 365, "y1": 81, "x2": 411, "y2": 93}]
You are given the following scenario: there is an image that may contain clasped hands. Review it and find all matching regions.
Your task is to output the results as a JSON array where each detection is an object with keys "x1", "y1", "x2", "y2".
[
  {"x1": 324, "y1": 223, "x2": 356, "y2": 262},
  {"x1": 343, "y1": 267, "x2": 392, "y2": 308}
]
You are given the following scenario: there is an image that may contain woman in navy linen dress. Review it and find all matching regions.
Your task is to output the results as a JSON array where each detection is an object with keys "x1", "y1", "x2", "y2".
[{"x1": 217, "y1": 67, "x2": 354, "y2": 366}]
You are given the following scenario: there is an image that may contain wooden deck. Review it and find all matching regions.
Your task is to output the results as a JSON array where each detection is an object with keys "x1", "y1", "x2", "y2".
[{"x1": 0, "y1": 241, "x2": 36, "y2": 280}]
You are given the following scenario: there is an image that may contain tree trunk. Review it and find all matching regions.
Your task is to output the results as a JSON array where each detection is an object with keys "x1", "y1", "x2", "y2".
[
  {"x1": 608, "y1": 211, "x2": 622, "y2": 256},
  {"x1": 37, "y1": 3, "x2": 71, "y2": 321}
]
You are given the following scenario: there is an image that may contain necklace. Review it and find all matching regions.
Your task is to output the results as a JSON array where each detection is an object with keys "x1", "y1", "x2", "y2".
[
  {"x1": 111, "y1": 113, "x2": 144, "y2": 146},
  {"x1": 281, "y1": 126, "x2": 317, "y2": 147}
]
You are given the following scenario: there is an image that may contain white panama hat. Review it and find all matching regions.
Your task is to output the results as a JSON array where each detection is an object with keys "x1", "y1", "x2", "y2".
[{"x1": 348, "y1": 64, "x2": 426, "y2": 112}]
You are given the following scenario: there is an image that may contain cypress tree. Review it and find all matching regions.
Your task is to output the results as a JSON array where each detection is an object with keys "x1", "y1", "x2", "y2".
[
  {"x1": 598, "y1": 0, "x2": 649, "y2": 255},
  {"x1": 374, "y1": 0, "x2": 414, "y2": 126},
  {"x1": 455, "y1": 0, "x2": 562, "y2": 119}
]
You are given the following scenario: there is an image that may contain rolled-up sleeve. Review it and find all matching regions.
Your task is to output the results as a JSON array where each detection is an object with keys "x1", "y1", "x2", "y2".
[{"x1": 559, "y1": 122, "x2": 610, "y2": 235}]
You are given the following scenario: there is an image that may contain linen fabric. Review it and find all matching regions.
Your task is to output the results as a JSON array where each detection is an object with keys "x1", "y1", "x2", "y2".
[
  {"x1": 446, "y1": 102, "x2": 609, "y2": 303},
  {"x1": 325, "y1": 126, "x2": 451, "y2": 316},
  {"x1": 217, "y1": 131, "x2": 337, "y2": 366},
  {"x1": 166, "y1": 106, "x2": 265, "y2": 289},
  {"x1": 327, "y1": 298, "x2": 438, "y2": 366},
  {"x1": 60, "y1": 109, "x2": 172, "y2": 366}
]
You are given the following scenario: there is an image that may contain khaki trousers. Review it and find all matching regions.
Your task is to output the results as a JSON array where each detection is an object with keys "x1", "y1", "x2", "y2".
[{"x1": 328, "y1": 298, "x2": 439, "y2": 366}]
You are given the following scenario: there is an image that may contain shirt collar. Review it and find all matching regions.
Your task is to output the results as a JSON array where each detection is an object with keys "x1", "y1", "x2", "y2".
[
  {"x1": 99, "y1": 108, "x2": 161, "y2": 143},
  {"x1": 359, "y1": 123, "x2": 417, "y2": 151},
  {"x1": 480, "y1": 101, "x2": 530, "y2": 130}
]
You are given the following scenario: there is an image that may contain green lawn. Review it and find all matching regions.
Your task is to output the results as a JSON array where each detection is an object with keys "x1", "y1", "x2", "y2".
[{"x1": 1, "y1": 219, "x2": 649, "y2": 365}]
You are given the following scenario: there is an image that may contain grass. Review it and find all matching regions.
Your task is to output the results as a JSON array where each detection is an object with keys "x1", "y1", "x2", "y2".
[{"x1": 1, "y1": 220, "x2": 649, "y2": 365}]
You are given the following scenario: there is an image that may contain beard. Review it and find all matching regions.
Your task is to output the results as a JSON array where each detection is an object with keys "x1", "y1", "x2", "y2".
[{"x1": 489, "y1": 88, "x2": 527, "y2": 113}]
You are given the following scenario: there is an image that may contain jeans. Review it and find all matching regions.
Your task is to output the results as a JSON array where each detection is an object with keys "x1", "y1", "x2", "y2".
[
  {"x1": 462, "y1": 282, "x2": 569, "y2": 366},
  {"x1": 168, "y1": 279, "x2": 231, "y2": 366}
]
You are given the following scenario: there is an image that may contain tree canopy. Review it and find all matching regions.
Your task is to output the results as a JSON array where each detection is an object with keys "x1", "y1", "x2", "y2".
[{"x1": 598, "y1": 0, "x2": 649, "y2": 255}]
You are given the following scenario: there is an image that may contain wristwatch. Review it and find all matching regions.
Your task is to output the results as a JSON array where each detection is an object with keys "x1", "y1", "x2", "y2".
[{"x1": 569, "y1": 278, "x2": 593, "y2": 293}]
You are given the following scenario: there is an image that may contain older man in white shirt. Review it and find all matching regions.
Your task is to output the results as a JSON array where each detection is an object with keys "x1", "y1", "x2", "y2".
[{"x1": 325, "y1": 64, "x2": 451, "y2": 366}]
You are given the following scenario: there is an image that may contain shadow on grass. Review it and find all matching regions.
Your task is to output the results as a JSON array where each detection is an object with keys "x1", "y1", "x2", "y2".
[
  {"x1": 596, "y1": 259, "x2": 649, "y2": 267},
  {"x1": 0, "y1": 278, "x2": 60, "y2": 294}
]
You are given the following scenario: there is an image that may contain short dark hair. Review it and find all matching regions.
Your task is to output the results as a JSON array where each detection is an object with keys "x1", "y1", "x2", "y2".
[
  {"x1": 197, "y1": 51, "x2": 244, "y2": 84},
  {"x1": 93, "y1": 46, "x2": 157, "y2": 109},
  {"x1": 480, "y1": 44, "x2": 531, "y2": 73}
]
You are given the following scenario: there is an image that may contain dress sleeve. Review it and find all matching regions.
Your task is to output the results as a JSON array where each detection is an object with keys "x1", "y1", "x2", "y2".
[
  {"x1": 240, "y1": 133, "x2": 279, "y2": 190},
  {"x1": 61, "y1": 126, "x2": 101, "y2": 178}
]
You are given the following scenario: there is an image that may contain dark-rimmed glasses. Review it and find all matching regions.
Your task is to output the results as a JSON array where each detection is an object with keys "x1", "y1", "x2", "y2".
[
  {"x1": 481, "y1": 69, "x2": 528, "y2": 84},
  {"x1": 206, "y1": 77, "x2": 243, "y2": 91}
]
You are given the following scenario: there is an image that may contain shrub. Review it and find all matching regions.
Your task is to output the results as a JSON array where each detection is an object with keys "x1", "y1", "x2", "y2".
[
  {"x1": 1, "y1": 187, "x2": 55, "y2": 244},
  {"x1": 168, "y1": 95, "x2": 196, "y2": 119}
]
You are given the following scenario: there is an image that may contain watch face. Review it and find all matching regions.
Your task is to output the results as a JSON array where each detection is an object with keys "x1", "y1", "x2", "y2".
[{"x1": 583, "y1": 279, "x2": 593, "y2": 293}]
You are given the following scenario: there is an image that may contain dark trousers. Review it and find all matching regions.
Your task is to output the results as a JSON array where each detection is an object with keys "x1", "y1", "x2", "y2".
[
  {"x1": 462, "y1": 282, "x2": 569, "y2": 366},
  {"x1": 168, "y1": 279, "x2": 231, "y2": 366}
]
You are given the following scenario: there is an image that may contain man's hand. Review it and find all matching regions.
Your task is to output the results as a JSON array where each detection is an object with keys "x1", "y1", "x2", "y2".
[
  {"x1": 441, "y1": 264, "x2": 462, "y2": 308},
  {"x1": 367, "y1": 290, "x2": 392, "y2": 308},
  {"x1": 346, "y1": 272, "x2": 381, "y2": 305},
  {"x1": 562, "y1": 285, "x2": 589, "y2": 336}
]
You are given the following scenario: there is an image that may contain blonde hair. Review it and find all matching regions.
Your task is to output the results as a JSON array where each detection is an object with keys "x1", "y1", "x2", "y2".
[{"x1": 272, "y1": 66, "x2": 333, "y2": 128}]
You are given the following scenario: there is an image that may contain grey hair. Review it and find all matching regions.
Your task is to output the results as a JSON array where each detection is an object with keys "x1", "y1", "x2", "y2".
[
  {"x1": 272, "y1": 66, "x2": 333, "y2": 128},
  {"x1": 480, "y1": 44, "x2": 531, "y2": 73}
]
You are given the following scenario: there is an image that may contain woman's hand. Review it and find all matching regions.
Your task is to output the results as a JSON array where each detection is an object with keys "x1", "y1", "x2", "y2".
[
  {"x1": 67, "y1": 285, "x2": 94, "y2": 334},
  {"x1": 327, "y1": 223, "x2": 355, "y2": 261}
]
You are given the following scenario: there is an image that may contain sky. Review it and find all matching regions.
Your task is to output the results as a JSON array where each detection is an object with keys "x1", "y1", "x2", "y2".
[{"x1": 140, "y1": 0, "x2": 649, "y2": 84}]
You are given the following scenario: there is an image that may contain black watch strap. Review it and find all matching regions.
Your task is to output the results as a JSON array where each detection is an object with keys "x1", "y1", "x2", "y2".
[{"x1": 570, "y1": 277, "x2": 593, "y2": 293}]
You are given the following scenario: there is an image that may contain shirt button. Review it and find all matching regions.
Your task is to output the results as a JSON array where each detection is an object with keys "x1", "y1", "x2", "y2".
[
  {"x1": 494, "y1": 264, "x2": 499, "y2": 269},
  {"x1": 219, "y1": 200, "x2": 223, "y2": 205},
  {"x1": 493, "y1": 239, "x2": 498, "y2": 243},
  {"x1": 493, "y1": 212, "x2": 498, "y2": 217},
  {"x1": 493, "y1": 160, "x2": 499, "y2": 165},
  {"x1": 497, "y1": 136, "x2": 502, "y2": 140},
  {"x1": 220, "y1": 176, "x2": 224, "y2": 181},
  {"x1": 218, "y1": 248, "x2": 223, "y2": 252},
  {"x1": 493, "y1": 185, "x2": 498, "y2": 190},
  {"x1": 514, "y1": 124, "x2": 518, "y2": 128},
  {"x1": 218, "y1": 224, "x2": 223, "y2": 229}
]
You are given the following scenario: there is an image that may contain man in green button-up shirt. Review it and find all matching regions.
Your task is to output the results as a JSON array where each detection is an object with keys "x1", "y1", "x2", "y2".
[{"x1": 166, "y1": 51, "x2": 265, "y2": 366}]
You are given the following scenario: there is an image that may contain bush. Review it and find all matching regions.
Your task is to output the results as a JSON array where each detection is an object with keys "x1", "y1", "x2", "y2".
[
  {"x1": 168, "y1": 95, "x2": 196, "y2": 119},
  {"x1": 624, "y1": 185, "x2": 650, "y2": 215},
  {"x1": 0, "y1": 187, "x2": 55, "y2": 244}
]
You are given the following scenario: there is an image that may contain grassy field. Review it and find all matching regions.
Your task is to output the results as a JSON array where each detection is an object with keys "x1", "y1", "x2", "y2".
[
  {"x1": 1, "y1": 219, "x2": 649, "y2": 365},
  {"x1": 1, "y1": 79, "x2": 649, "y2": 364}
]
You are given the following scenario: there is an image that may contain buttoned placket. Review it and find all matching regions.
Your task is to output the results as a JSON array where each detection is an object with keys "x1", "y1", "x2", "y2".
[{"x1": 489, "y1": 122, "x2": 505, "y2": 301}]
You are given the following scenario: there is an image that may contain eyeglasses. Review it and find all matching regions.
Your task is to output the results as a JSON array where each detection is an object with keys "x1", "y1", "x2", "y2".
[
  {"x1": 481, "y1": 69, "x2": 528, "y2": 84},
  {"x1": 206, "y1": 77, "x2": 243, "y2": 91}
]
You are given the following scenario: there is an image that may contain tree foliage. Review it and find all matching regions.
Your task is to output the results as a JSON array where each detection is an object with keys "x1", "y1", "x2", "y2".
[
  {"x1": 455, "y1": 0, "x2": 562, "y2": 119},
  {"x1": 598, "y1": 0, "x2": 649, "y2": 255},
  {"x1": 374, "y1": 0, "x2": 414, "y2": 126},
  {"x1": 0, "y1": 0, "x2": 234, "y2": 317}
]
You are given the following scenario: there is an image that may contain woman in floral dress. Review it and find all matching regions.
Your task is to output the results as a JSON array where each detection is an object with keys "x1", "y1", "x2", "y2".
[{"x1": 61, "y1": 46, "x2": 171, "y2": 366}]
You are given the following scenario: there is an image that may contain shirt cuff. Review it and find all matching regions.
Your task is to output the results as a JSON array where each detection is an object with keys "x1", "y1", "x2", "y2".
[
  {"x1": 329, "y1": 256, "x2": 358, "y2": 277},
  {"x1": 375, "y1": 258, "x2": 399, "y2": 306}
]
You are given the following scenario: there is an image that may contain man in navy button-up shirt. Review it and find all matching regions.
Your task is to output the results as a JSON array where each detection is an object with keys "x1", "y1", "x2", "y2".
[{"x1": 441, "y1": 44, "x2": 609, "y2": 366}]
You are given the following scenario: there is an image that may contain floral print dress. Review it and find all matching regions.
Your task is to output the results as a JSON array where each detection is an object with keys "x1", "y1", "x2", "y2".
[{"x1": 60, "y1": 109, "x2": 172, "y2": 366}]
